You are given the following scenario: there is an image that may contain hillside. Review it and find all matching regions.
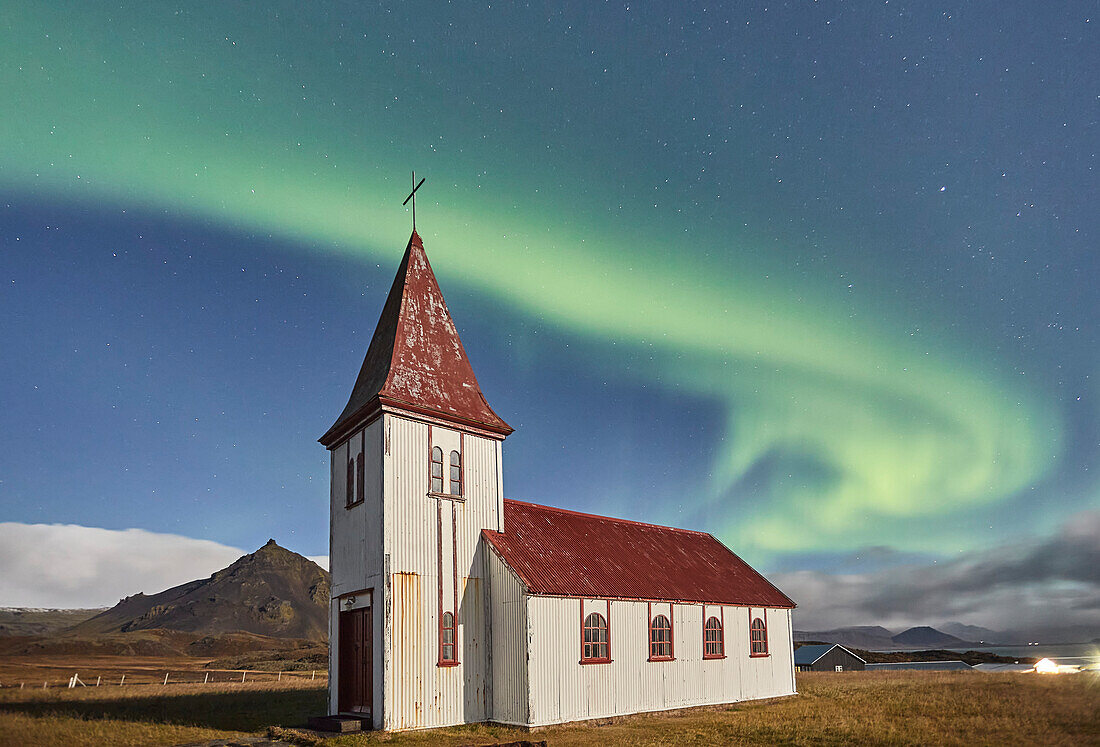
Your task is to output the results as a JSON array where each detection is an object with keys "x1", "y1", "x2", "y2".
[
  {"x1": 794, "y1": 626, "x2": 898, "y2": 650},
  {"x1": 891, "y1": 626, "x2": 968, "y2": 648},
  {"x1": 0, "y1": 608, "x2": 105, "y2": 637},
  {"x1": 68, "y1": 540, "x2": 330, "y2": 641},
  {"x1": 938, "y1": 622, "x2": 1004, "y2": 643}
]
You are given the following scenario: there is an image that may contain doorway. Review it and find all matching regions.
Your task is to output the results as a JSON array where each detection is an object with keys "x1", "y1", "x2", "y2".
[{"x1": 338, "y1": 604, "x2": 372, "y2": 716}]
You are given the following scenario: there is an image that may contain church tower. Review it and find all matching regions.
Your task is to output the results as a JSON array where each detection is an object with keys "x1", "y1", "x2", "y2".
[{"x1": 319, "y1": 231, "x2": 512, "y2": 730}]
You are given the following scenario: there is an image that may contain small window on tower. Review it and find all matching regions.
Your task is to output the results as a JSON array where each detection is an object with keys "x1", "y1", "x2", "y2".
[
  {"x1": 346, "y1": 457, "x2": 355, "y2": 507},
  {"x1": 440, "y1": 611, "x2": 456, "y2": 664},
  {"x1": 430, "y1": 446, "x2": 444, "y2": 493},
  {"x1": 449, "y1": 450, "x2": 462, "y2": 495},
  {"x1": 356, "y1": 453, "x2": 365, "y2": 504}
]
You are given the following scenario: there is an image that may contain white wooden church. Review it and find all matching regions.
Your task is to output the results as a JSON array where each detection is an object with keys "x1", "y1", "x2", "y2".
[{"x1": 320, "y1": 230, "x2": 796, "y2": 731}]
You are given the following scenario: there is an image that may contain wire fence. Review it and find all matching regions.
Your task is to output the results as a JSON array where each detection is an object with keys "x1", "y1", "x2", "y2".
[{"x1": 0, "y1": 668, "x2": 328, "y2": 690}]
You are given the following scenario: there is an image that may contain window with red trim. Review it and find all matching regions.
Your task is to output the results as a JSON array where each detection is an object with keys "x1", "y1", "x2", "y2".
[
  {"x1": 430, "y1": 446, "x2": 444, "y2": 493},
  {"x1": 750, "y1": 616, "x2": 768, "y2": 656},
  {"x1": 649, "y1": 614, "x2": 672, "y2": 660},
  {"x1": 440, "y1": 611, "x2": 456, "y2": 663},
  {"x1": 449, "y1": 450, "x2": 462, "y2": 495},
  {"x1": 704, "y1": 616, "x2": 724, "y2": 658},
  {"x1": 582, "y1": 612, "x2": 609, "y2": 662}
]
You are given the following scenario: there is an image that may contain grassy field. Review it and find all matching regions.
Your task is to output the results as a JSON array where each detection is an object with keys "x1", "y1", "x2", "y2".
[{"x1": 0, "y1": 671, "x2": 1096, "y2": 746}]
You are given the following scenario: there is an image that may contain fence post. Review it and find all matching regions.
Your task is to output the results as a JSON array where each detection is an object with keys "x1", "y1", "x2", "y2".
[
  {"x1": 163, "y1": 673, "x2": 169, "y2": 686},
  {"x1": 43, "y1": 681, "x2": 48, "y2": 689},
  {"x1": 242, "y1": 671, "x2": 246, "y2": 683},
  {"x1": 204, "y1": 672, "x2": 209, "y2": 684},
  {"x1": 96, "y1": 676, "x2": 101, "y2": 687},
  {"x1": 278, "y1": 671, "x2": 282, "y2": 682},
  {"x1": 120, "y1": 674, "x2": 125, "y2": 686},
  {"x1": 311, "y1": 670, "x2": 315, "y2": 680}
]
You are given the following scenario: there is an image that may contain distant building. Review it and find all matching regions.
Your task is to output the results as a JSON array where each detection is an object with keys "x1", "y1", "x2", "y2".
[
  {"x1": 320, "y1": 230, "x2": 798, "y2": 731},
  {"x1": 794, "y1": 644, "x2": 866, "y2": 672},
  {"x1": 866, "y1": 661, "x2": 972, "y2": 671},
  {"x1": 972, "y1": 663, "x2": 1033, "y2": 673}
]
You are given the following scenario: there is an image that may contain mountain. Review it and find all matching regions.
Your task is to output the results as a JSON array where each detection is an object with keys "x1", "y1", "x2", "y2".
[
  {"x1": 69, "y1": 540, "x2": 330, "y2": 641},
  {"x1": 0, "y1": 608, "x2": 106, "y2": 637},
  {"x1": 939, "y1": 622, "x2": 1004, "y2": 643},
  {"x1": 890, "y1": 626, "x2": 968, "y2": 647},
  {"x1": 794, "y1": 626, "x2": 897, "y2": 650}
]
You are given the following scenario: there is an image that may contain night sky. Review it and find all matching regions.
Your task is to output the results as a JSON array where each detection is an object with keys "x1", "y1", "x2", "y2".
[{"x1": 2, "y1": 3, "x2": 1097, "y2": 633}]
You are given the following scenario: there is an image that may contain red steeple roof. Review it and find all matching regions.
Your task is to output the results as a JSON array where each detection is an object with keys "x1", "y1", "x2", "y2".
[{"x1": 320, "y1": 231, "x2": 512, "y2": 446}]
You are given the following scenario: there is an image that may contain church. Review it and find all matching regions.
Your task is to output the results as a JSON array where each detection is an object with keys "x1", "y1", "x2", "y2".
[{"x1": 319, "y1": 229, "x2": 796, "y2": 731}]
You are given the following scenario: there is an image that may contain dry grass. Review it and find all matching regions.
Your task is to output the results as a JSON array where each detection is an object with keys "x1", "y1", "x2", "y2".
[
  {"x1": 0, "y1": 671, "x2": 1096, "y2": 747},
  {"x1": 0, "y1": 680, "x2": 325, "y2": 746}
]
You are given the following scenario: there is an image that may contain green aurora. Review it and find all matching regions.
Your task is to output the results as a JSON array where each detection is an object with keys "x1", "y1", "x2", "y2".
[{"x1": 1, "y1": 5, "x2": 1076, "y2": 561}]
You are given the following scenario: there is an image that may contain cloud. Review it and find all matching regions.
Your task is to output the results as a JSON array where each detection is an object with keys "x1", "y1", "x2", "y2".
[
  {"x1": 772, "y1": 510, "x2": 1100, "y2": 636},
  {"x1": 1, "y1": 524, "x2": 252, "y2": 608}
]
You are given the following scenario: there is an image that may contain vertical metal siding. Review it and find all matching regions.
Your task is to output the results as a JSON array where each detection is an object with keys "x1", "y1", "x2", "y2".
[
  {"x1": 391, "y1": 571, "x2": 423, "y2": 730},
  {"x1": 329, "y1": 423, "x2": 385, "y2": 718},
  {"x1": 381, "y1": 415, "x2": 499, "y2": 730},
  {"x1": 525, "y1": 599, "x2": 795, "y2": 727},
  {"x1": 487, "y1": 549, "x2": 529, "y2": 725},
  {"x1": 494, "y1": 440, "x2": 505, "y2": 532},
  {"x1": 328, "y1": 597, "x2": 339, "y2": 714},
  {"x1": 331, "y1": 423, "x2": 384, "y2": 598}
]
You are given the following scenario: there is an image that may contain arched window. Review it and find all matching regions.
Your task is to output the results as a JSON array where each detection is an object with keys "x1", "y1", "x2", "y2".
[
  {"x1": 430, "y1": 446, "x2": 444, "y2": 493},
  {"x1": 582, "y1": 612, "x2": 609, "y2": 662},
  {"x1": 356, "y1": 453, "x2": 365, "y2": 504},
  {"x1": 440, "y1": 611, "x2": 456, "y2": 663},
  {"x1": 449, "y1": 450, "x2": 462, "y2": 495},
  {"x1": 750, "y1": 616, "x2": 768, "y2": 656},
  {"x1": 649, "y1": 614, "x2": 672, "y2": 659},
  {"x1": 704, "y1": 616, "x2": 724, "y2": 658},
  {"x1": 346, "y1": 457, "x2": 355, "y2": 507}
]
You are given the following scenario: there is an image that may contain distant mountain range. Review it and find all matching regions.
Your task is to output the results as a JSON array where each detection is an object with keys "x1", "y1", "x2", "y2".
[
  {"x1": 794, "y1": 621, "x2": 1097, "y2": 649},
  {"x1": 794, "y1": 624, "x2": 976, "y2": 650}
]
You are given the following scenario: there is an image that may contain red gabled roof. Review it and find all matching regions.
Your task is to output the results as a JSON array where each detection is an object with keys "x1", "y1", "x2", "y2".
[
  {"x1": 320, "y1": 231, "x2": 512, "y2": 446},
  {"x1": 483, "y1": 500, "x2": 795, "y2": 608}
]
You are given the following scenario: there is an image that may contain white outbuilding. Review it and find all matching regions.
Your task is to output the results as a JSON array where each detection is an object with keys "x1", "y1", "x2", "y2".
[{"x1": 319, "y1": 230, "x2": 797, "y2": 731}]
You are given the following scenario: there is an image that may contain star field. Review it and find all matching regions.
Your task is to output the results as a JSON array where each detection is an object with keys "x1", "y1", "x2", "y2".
[{"x1": 1, "y1": 3, "x2": 1096, "y2": 622}]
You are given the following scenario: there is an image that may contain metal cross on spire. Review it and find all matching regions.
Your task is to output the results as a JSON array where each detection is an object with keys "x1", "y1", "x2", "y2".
[{"x1": 402, "y1": 171, "x2": 426, "y2": 231}]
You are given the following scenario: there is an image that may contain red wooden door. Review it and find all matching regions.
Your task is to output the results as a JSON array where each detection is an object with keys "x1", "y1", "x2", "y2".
[{"x1": 338, "y1": 605, "x2": 372, "y2": 715}]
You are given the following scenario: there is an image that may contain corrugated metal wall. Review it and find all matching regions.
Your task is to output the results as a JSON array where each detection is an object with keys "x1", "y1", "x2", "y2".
[
  {"x1": 380, "y1": 415, "x2": 500, "y2": 730},
  {"x1": 525, "y1": 598, "x2": 796, "y2": 727},
  {"x1": 328, "y1": 420, "x2": 385, "y2": 719},
  {"x1": 486, "y1": 548, "x2": 529, "y2": 725}
]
